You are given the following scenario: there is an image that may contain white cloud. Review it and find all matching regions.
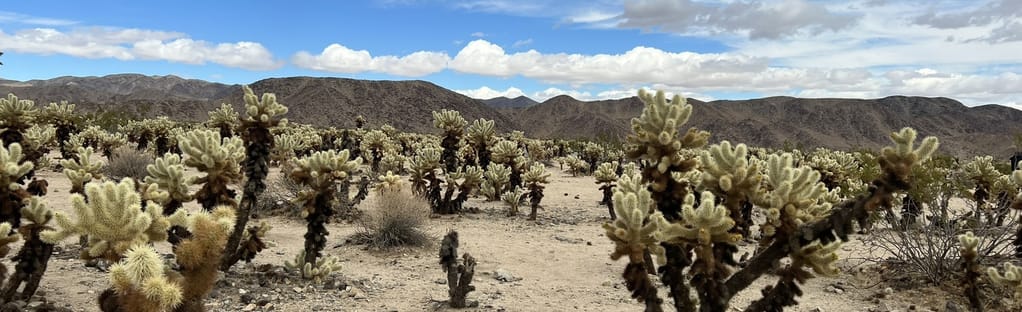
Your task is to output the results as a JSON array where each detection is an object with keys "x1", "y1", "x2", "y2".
[
  {"x1": 616, "y1": 0, "x2": 859, "y2": 39},
  {"x1": 292, "y1": 44, "x2": 450, "y2": 77},
  {"x1": 470, "y1": 31, "x2": 487, "y2": 37},
  {"x1": 0, "y1": 11, "x2": 77, "y2": 26},
  {"x1": 512, "y1": 38, "x2": 533, "y2": 48},
  {"x1": 0, "y1": 26, "x2": 280, "y2": 70},
  {"x1": 454, "y1": 86, "x2": 525, "y2": 99}
]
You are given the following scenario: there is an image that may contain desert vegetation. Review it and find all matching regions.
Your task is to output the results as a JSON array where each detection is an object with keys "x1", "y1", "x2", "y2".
[{"x1": 0, "y1": 84, "x2": 1017, "y2": 312}]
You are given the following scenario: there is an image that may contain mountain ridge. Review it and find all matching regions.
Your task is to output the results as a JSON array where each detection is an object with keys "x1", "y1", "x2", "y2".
[{"x1": 0, "y1": 74, "x2": 1017, "y2": 157}]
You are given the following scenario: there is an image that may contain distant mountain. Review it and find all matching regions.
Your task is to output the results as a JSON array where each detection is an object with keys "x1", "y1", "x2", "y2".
[
  {"x1": 216, "y1": 77, "x2": 516, "y2": 133},
  {"x1": 512, "y1": 94, "x2": 1022, "y2": 157},
  {"x1": 0, "y1": 73, "x2": 1018, "y2": 156},
  {"x1": 481, "y1": 95, "x2": 538, "y2": 109}
]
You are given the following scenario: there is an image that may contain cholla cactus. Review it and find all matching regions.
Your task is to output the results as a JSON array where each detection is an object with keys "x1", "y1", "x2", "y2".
[
  {"x1": 492, "y1": 140, "x2": 525, "y2": 189},
  {"x1": 700, "y1": 141, "x2": 762, "y2": 236},
  {"x1": 755, "y1": 153, "x2": 831, "y2": 243},
  {"x1": 564, "y1": 155, "x2": 589, "y2": 176},
  {"x1": 221, "y1": 85, "x2": 288, "y2": 272},
  {"x1": 144, "y1": 153, "x2": 194, "y2": 215},
  {"x1": 989, "y1": 262, "x2": 1022, "y2": 301},
  {"x1": 291, "y1": 149, "x2": 362, "y2": 275},
  {"x1": 466, "y1": 118, "x2": 496, "y2": 168},
  {"x1": 61, "y1": 146, "x2": 104, "y2": 194},
  {"x1": 0, "y1": 142, "x2": 34, "y2": 228},
  {"x1": 179, "y1": 129, "x2": 244, "y2": 210},
  {"x1": 522, "y1": 163, "x2": 550, "y2": 220},
  {"x1": 0, "y1": 93, "x2": 37, "y2": 146},
  {"x1": 805, "y1": 149, "x2": 857, "y2": 190},
  {"x1": 104, "y1": 206, "x2": 236, "y2": 311},
  {"x1": 956, "y1": 232, "x2": 983, "y2": 310},
  {"x1": 362, "y1": 129, "x2": 390, "y2": 173},
  {"x1": 595, "y1": 162, "x2": 619, "y2": 219},
  {"x1": 37, "y1": 101, "x2": 80, "y2": 160},
  {"x1": 42, "y1": 178, "x2": 168, "y2": 262},
  {"x1": 1, "y1": 196, "x2": 55, "y2": 301},
  {"x1": 430, "y1": 166, "x2": 483, "y2": 214},
  {"x1": 285, "y1": 250, "x2": 342, "y2": 283},
  {"x1": 379, "y1": 150, "x2": 407, "y2": 174},
  {"x1": 376, "y1": 171, "x2": 404, "y2": 193},
  {"x1": 602, "y1": 173, "x2": 665, "y2": 308},
  {"x1": 409, "y1": 148, "x2": 441, "y2": 195},
  {"x1": 961, "y1": 155, "x2": 1000, "y2": 211},
  {"x1": 207, "y1": 103, "x2": 239, "y2": 138},
  {"x1": 481, "y1": 163, "x2": 511, "y2": 201},
  {"x1": 433, "y1": 109, "x2": 467, "y2": 173},
  {"x1": 502, "y1": 187, "x2": 525, "y2": 217}
]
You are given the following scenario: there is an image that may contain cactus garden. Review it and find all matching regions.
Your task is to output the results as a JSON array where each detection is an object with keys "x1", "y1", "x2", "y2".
[{"x1": 0, "y1": 85, "x2": 1012, "y2": 312}]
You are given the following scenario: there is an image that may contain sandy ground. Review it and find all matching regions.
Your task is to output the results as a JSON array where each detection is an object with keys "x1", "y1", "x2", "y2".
[{"x1": 21, "y1": 158, "x2": 994, "y2": 312}]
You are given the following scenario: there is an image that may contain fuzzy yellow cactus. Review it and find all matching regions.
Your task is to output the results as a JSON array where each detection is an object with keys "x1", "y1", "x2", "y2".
[
  {"x1": 207, "y1": 103, "x2": 238, "y2": 128},
  {"x1": 60, "y1": 146, "x2": 104, "y2": 194},
  {"x1": 0, "y1": 93, "x2": 36, "y2": 130},
  {"x1": 700, "y1": 141, "x2": 762, "y2": 196},
  {"x1": 466, "y1": 118, "x2": 496, "y2": 147},
  {"x1": 491, "y1": 140, "x2": 524, "y2": 167},
  {"x1": 178, "y1": 129, "x2": 244, "y2": 180},
  {"x1": 603, "y1": 173, "x2": 665, "y2": 263},
  {"x1": 594, "y1": 162, "x2": 619, "y2": 184},
  {"x1": 523, "y1": 163, "x2": 549, "y2": 185},
  {"x1": 626, "y1": 90, "x2": 708, "y2": 177},
  {"x1": 108, "y1": 245, "x2": 183, "y2": 311},
  {"x1": 362, "y1": 129, "x2": 390, "y2": 151},
  {"x1": 502, "y1": 187, "x2": 525, "y2": 216},
  {"x1": 0, "y1": 222, "x2": 21, "y2": 255},
  {"x1": 144, "y1": 153, "x2": 194, "y2": 207},
  {"x1": 42, "y1": 178, "x2": 169, "y2": 261},
  {"x1": 23, "y1": 125, "x2": 56, "y2": 151},
  {"x1": 376, "y1": 170, "x2": 404, "y2": 193},
  {"x1": 432, "y1": 109, "x2": 468, "y2": 133},
  {"x1": 989, "y1": 262, "x2": 1022, "y2": 298},
  {"x1": 242, "y1": 85, "x2": 288, "y2": 125},
  {"x1": 22, "y1": 196, "x2": 52, "y2": 226},
  {"x1": 0, "y1": 142, "x2": 33, "y2": 190},
  {"x1": 285, "y1": 250, "x2": 342, "y2": 283},
  {"x1": 657, "y1": 191, "x2": 741, "y2": 247},
  {"x1": 793, "y1": 241, "x2": 841, "y2": 276},
  {"x1": 756, "y1": 153, "x2": 832, "y2": 239},
  {"x1": 292, "y1": 149, "x2": 363, "y2": 196},
  {"x1": 881, "y1": 127, "x2": 939, "y2": 182},
  {"x1": 379, "y1": 150, "x2": 406, "y2": 174}
]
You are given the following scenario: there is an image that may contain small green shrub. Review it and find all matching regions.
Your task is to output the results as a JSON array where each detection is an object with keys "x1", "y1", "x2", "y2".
[{"x1": 103, "y1": 147, "x2": 152, "y2": 181}]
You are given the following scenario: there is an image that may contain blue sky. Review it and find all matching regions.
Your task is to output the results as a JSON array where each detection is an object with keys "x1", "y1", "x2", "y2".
[{"x1": 0, "y1": 0, "x2": 1020, "y2": 105}]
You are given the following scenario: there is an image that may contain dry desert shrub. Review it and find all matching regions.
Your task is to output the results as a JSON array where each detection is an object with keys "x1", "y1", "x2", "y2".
[
  {"x1": 103, "y1": 146, "x2": 151, "y2": 181},
  {"x1": 352, "y1": 190, "x2": 431, "y2": 249}
]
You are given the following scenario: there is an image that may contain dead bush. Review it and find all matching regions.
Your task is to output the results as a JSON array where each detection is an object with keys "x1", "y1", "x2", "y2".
[
  {"x1": 351, "y1": 191, "x2": 431, "y2": 249},
  {"x1": 104, "y1": 147, "x2": 152, "y2": 181}
]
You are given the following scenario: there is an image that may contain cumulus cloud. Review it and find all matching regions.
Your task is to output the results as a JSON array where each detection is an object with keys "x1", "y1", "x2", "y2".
[
  {"x1": 292, "y1": 44, "x2": 450, "y2": 77},
  {"x1": 454, "y1": 86, "x2": 526, "y2": 99},
  {"x1": 616, "y1": 0, "x2": 859, "y2": 39},
  {"x1": 0, "y1": 26, "x2": 280, "y2": 70}
]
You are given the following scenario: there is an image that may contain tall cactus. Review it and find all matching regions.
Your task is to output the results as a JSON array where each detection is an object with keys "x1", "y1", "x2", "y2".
[
  {"x1": 433, "y1": 109, "x2": 467, "y2": 173},
  {"x1": 290, "y1": 149, "x2": 361, "y2": 275},
  {"x1": 466, "y1": 118, "x2": 496, "y2": 168},
  {"x1": 179, "y1": 129, "x2": 244, "y2": 210}
]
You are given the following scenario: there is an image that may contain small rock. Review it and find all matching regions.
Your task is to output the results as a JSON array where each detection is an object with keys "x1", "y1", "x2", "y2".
[
  {"x1": 809, "y1": 308, "x2": 823, "y2": 312},
  {"x1": 240, "y1": 293, "x2": 254, "y2": 304},
  {"x1": 434, "y1": 278, "x2": 447, "y2": 285},
  {"x1": 293, "y1": 287, "x2": 303, "y2": 293},
  {"x1": 238, "y1": 288, "x2": 248, "y2": 295},
  {"x1": 242, "y1": 303, "x2": 256, "y2": 311},
  {"x1": 493, "y1": 269, "x2": 518, "y2": 282}
]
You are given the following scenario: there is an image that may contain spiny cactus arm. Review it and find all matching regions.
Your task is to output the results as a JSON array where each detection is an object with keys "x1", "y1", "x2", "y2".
[
  {"x1": 60, "y1": 146, "x2": 104, "y2": 191},
  {"x1": 292, "y1": 149, "x2": 363, "y2": 191},
  {"x1": 657, "y1": 192, "x2": 741, "y2": 247},
  {"x1": 466, "y1": 118, "x2": 496, "y2": 146},
  {"x1": 0, "y1": 222, "x2": 21, "y2": 257},
  {"x1": 376, "y1": 171, "x2": 404, "y2": 193},
  {"x1": 603, "y1": 174, "x2": 665, "y2": 263},
  {"x1": 23, "y1": 125, "x2": 56, "y2": 151},
  {"x1": 21, "y1": 196, "x2": 52, "y2": 226},
  {"x1": 173, "y1": 206, "x2": 234, "y2": 304},
  {"x1": 594, "y1": 162, "x2": 619, "y2": 184},
  {"x1": 757, "y1": 153, "x2": 832, "y2": 241},
  {"x1": 107, "y1": 245, "x2": 183, "y2": 311},
  {"x1": 207, "y1": 103, "x2": 239, "y2": 126},
  {"x1": 178, "y1": 129, "x2": 244, "y2": 177},
  {"x1": 989, "y1": 262, "x2": 1022, "y2": 298},
  {"x1": 724, "y1": 128, "x2": 938, "y2": 304},
  {"x1": 0, "y1": 142, "x2": 32, "y2": 188},
  {"x1": 144, "y1": 153, "x2": 194, "y2": 204},
  {"x1": 40, "y1": 179, "x2": 168, "y2": 261},
  {"x1": 285, "y1": 250, "x2": 342, "y2": 282},
  {"x1": 522, "y1": 163, "x2": 550, "y2": 185},
  {"x1": 242, "y1": 85, "x2": 288, "y2": 126},
  {"x1": 432, "y1": 109, "x2": 467, "y2": 133},
  {"x1": 0, "y1": 93, "x2": 37, "y2": 129}
]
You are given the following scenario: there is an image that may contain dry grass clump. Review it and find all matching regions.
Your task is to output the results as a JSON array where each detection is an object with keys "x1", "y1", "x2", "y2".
[
  {"x1": 253, "y1": 170, "x2": 304, "y2": 218},
  {"x1": 103, "y1": 146, "x2": 152, "y2": 181},
  {"x1": 351, "y1": 190, "x2": 431, "y2": 249}
]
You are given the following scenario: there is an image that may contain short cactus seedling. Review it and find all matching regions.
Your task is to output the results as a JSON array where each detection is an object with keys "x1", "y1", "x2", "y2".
[{"x1": 439, "y1": 230, "x2": 477, "y2": 308}]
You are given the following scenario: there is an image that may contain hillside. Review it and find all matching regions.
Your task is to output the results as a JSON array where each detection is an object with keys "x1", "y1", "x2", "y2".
[
  {"x1": 0, "y1": 74, "x2": 1018, "y2": 156},
  {"x1": 512, "y1": 95, "x2": 1022, "y2": 157}
]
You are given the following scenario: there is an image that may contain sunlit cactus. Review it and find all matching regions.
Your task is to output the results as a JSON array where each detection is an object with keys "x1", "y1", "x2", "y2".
[
  {"x1": 522, "y1": 163, "x2": 549, "y2": 220},
  {"x1": 595, "y1": 161, "x2": 619, "y2": 219},
  {"x1": 285, "y1": 250, "x2": 342, "y2": 283},
  {"x1": 207, "y1": 103, "x2": 239, "y2": 138},
  {"x1": 61, "y1": 146, "x2": 104, "y2": 195},
  {"x1": 409, "y1": 147, "x2": 441, "y2": 196},
  {"x1": 41, "y1": 178, "x2": 168, "y2": 262},
  {"x1": 502, "y1": 187, "x2": 525, "y2": 216},
  {"x1": 361, "y1": 129, "x2": 390, "y2": 173},
  {"x1": 480, "y1": 163, "x2": 511, "y2": 201},
  {"x1": 491, "y1": 140, "x2": 525, "y2": 189},
  {"x1": 179, "y1": 129, "x2": 244, "y2": 210},
  {"x1": 466, "y1": 118, "x2": 496, "y2": 168},
  {"x1": 144, "y1": 153, "x2": 194, "y2": 216},
  {"x1": 0, "y1": 93, "x2": 37, "y2": 147},
  {"x1": 291, "y1": 149, "x2": 362, "y2": 277},
  {"x1": 376, "y1": 170, "x2": 404, "y2": 193}
]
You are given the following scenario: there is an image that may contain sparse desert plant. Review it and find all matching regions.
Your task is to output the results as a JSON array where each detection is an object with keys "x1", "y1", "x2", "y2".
[
  {"x1": 466, "y1": 118, "x2": 496, "y2": 168},
  {"x1": 207, "y1": 103, "x2": 239, "y2": 139},
  {"x1": 221, "y1": 85, "x2": 287, "y2": 271},
  {"x1": 290, "y1": 149, "x2": 361, "y2": 279},
  {"x1": 179, "y1": 129, "x2": 244, "y2": 210},
  {"x1": 352, "y1": 190, "x2": 431, "y2": 249},
  {"x1": 606, "y1": 89, "x2": 938, "y2": 311},
  {"x1": 104, "y1": 147, "x2": 153, "y2": 181},
  {"x1": 595, "y1": 161, "x2": 619, "y2": 219},
  {"x1": 433, "y1": 109, "x2": 467, "y2": 173},
  {"x1": 439, "y1": 230, "x2": 476, "y2": 308},
  {"x1": 0, "y1": 93, "x2": 37, "y2": 148},
  {"x1": 522, "y1": 163, "x2": 549, "y2": 220}
]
